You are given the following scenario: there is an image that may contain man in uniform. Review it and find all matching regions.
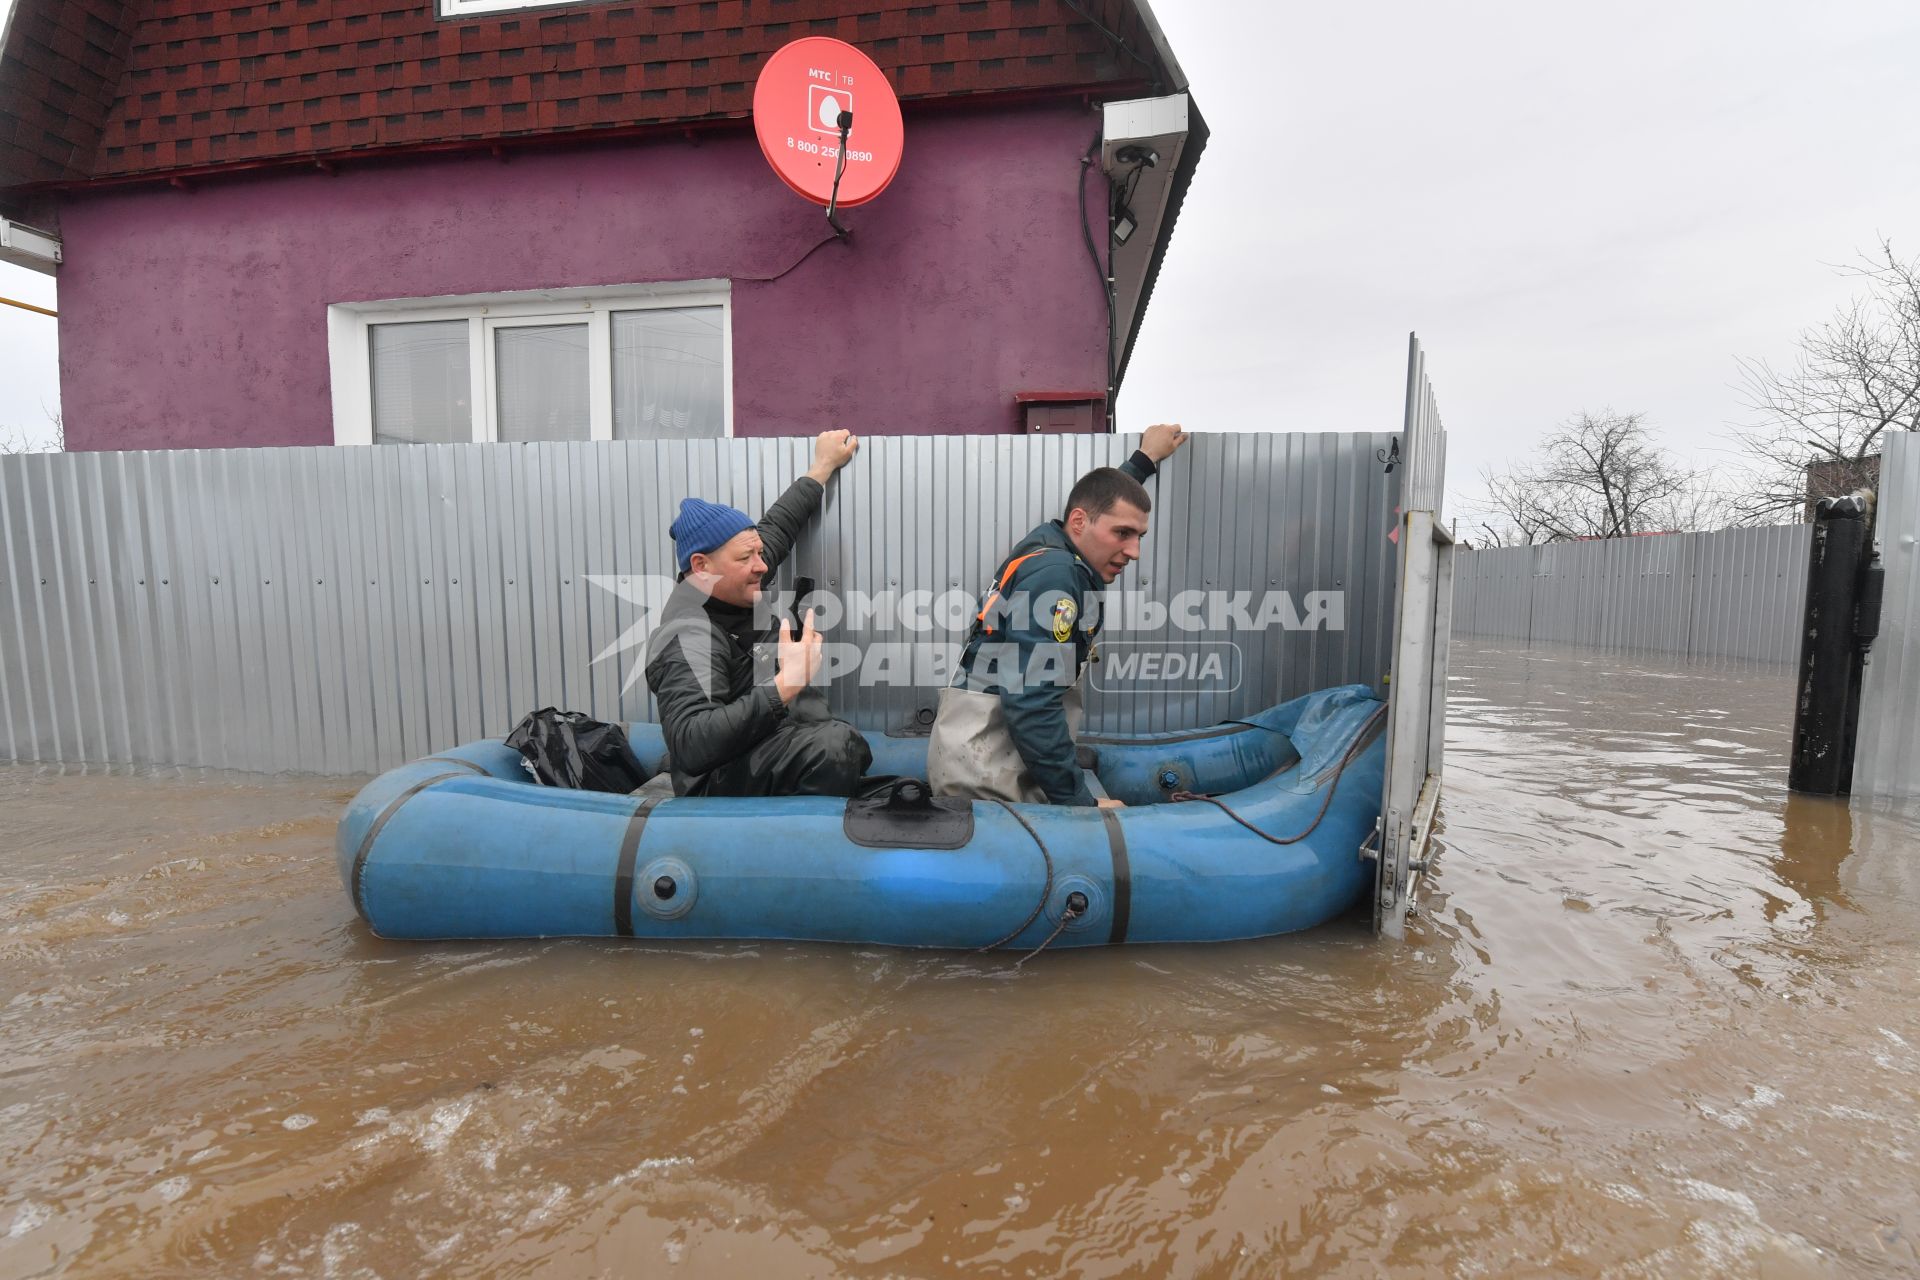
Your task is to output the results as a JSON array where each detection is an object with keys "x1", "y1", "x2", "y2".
[
  {"x1": 644, "y1": 429, "x2": 871, "y2": 797},
  {"x1": 928, "y1": 423, "x2": 1190, "y2": 808}
]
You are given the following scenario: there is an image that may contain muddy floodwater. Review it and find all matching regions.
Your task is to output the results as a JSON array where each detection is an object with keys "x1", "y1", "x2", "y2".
[{"x1": 3, "y1": 640, "x2": 1918, "y2": 1277}]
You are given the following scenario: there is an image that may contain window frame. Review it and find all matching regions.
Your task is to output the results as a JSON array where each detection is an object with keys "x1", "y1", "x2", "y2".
[
  {"x1": 328, "y1": 280, "x2": 734, "y2": 446},
  {"x1": 482, "y1": 313, "x2": 598, "y2": 445},
  {"x1": 436, "y1": 0, "x2": 585, "y2": 19}
]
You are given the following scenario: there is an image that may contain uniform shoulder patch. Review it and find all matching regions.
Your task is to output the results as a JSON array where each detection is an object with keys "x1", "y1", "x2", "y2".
[{"x1": 1050, "y1": 596, "x2": 1077, "y2": 642}]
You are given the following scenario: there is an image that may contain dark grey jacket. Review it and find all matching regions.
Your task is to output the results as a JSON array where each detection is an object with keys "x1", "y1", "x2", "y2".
[{"x1": 643, "y1": 475, "x2": 824, "y2": 795}]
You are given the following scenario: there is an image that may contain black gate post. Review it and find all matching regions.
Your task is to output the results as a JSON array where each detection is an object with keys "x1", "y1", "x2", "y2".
[{"x1": 1789, "y1": 493, "x2": 1873, "y2": 794}]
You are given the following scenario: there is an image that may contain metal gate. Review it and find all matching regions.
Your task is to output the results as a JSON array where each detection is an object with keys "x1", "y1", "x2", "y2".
[
  {"x1": 1375, "y1": 334, "x2": 1453, "y2": 938},
  {"x1": 1855, "y1": 431, "x2": 1920, "y2": 800}
]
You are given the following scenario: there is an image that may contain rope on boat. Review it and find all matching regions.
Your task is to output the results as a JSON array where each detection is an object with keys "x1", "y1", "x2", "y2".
[
  {"x1": 1014, "y1": 895, "x2": 1085, "y2": 969},
  {"x1": 978, "y1": 800, "x2": 1056, "y2": 953},
  {"x1": 980, "y1": 804, "x2": 1093, "y2": 963},
  {"x1": 1170, "y1": 703, "x2": 1390, "y2": 846},
  {"x1": 980, "y1": 702, "x2": 1385, "y2": 956}
]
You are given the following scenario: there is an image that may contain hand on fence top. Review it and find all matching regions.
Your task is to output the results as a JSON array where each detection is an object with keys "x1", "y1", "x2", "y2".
[
  {"x1": 1140, "y1": 423, "x2": 1190, "y2": 463},
  {"x1": 809, "y1": 429, "x2": 859, "y2": 482}
]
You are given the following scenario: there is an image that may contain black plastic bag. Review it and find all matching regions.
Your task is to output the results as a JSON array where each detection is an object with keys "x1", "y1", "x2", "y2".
[{"x1": 504, "y1": 708, "x2": 651, "y2": 793}]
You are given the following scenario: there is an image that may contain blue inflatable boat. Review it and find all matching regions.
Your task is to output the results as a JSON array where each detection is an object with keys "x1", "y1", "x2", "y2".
[{"x1": 336, "y1": 684, "x2": 1387, "y2": 949}]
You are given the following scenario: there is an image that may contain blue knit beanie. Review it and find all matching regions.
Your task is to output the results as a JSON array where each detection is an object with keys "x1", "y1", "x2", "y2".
[{"x1": 670, "y1": 497, "x2": 756, "y2": 573}]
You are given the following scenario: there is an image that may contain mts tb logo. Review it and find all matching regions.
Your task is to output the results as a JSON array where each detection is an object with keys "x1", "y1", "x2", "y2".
[{"x1": 807, "y1": 83, "x2": 852, "y2": 132}]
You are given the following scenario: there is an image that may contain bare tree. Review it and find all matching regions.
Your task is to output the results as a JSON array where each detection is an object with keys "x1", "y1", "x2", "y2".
[
  {"x1": 1475, "y1": 410, "x2": 1726, "y2": 544},
  {"x1": 0, "y1": 411, "x2": 64, "y2": 454},
  {"x1": 1468, "y1": 520, "x2": 1530, "y2": 549},
  {"x1": 1734, "y1": 237, "x2": 1920, "y2": 521}
]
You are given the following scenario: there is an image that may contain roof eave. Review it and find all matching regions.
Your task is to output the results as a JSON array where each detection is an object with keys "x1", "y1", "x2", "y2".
[
  {"x1": 2, "y1": 78, "x2": 1161, "y2": 199},
  {"x1": 1125, "y1": 0, "x2": 1190, "y2": 93},
  {"x1": 1114, "y1": 95, "x2": 1206, "y2": 395}
]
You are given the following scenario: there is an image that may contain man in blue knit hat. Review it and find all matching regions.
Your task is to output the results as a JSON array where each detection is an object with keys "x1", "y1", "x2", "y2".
[{"x1": 644, "y1": 429, "x2": 870, "y2": 797}]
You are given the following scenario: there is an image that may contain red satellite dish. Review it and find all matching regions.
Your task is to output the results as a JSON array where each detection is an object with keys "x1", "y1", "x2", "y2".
[{"x1": 752, "y1": 37, "x2": 904, "y2": 209}]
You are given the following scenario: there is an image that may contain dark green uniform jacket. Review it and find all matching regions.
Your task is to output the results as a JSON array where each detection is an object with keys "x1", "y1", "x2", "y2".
[{"x1": 951, "y1": 450, "x2": 1158, "y2": 806}]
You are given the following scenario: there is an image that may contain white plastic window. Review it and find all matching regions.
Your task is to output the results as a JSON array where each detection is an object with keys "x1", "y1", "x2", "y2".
[
  {"x1": 612, "y1": 307, "x2": 728, "y2": 440},
  {"x1": 329, "y1": 282, "x2": 732, "y2": 445},
  {"x1": 492, "y1": 321, "x2": 591, "y2": 443},
  {"x1": 369, "y1": 320, "x2": 472, "y2": 445},
  {"x1": 437, "y1": 0, "x2": 581, "y2": 17}
]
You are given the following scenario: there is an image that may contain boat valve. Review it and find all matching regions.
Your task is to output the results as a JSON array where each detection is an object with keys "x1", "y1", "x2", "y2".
[
  {"x1": 1065, "y1": 891, "x2": 1089, "y2": 918},
  {"x1": 1158, "y1": 769, "x2": 1181, "y2": 790},
  {"x1": 637, "y1": 856, "x2": 697, "y2": 921}
]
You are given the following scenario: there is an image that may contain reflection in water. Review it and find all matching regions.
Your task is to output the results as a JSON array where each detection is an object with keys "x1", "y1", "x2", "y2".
[
  {"x1": 2, "y1": 641, "x2": 1917, "y2": 1277},
  {"x1": 1778, "y1": 793, "x2": 1855, "y2": 918}
]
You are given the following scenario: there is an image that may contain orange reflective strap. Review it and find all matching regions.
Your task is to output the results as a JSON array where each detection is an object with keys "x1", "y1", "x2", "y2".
[{"x1": 974, "y1": 550, "x2": 1050, "y2": 635}]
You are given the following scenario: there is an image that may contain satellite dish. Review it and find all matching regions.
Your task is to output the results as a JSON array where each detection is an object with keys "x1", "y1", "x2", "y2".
[{"x1": 752, "y1": 37, "x2": 904, "y2": 210}]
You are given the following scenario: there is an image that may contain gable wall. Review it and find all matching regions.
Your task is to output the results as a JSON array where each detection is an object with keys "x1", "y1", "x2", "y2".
[{"x1": 55, "y1": 100, "x2": 1108, "y2": 449}]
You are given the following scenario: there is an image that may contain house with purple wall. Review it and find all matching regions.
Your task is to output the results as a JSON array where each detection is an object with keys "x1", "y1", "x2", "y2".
[{"x1": 0, "y1": 0, "x2": 1204, "y2": 452}]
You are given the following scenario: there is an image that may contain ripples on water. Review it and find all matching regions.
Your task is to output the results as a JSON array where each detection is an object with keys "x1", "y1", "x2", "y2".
[{"x1": 2, "y1": 640, "x2": 1917, "y2": 1277}]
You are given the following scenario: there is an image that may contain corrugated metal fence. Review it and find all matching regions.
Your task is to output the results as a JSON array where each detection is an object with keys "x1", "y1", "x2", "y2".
[
  {"x1": 0, "y1": 433, "x2": 1400, "y2": 775},
  {"x1": 1856, "y1": 431, "x2": 1920, "y2": 801},
  {"x1": 1453, "y1": 525, "x2": 1812, "y2": 663}
]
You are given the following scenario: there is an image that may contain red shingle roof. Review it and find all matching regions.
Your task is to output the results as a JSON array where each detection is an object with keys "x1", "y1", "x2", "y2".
[
  {"x1": 1, "y1": 0, "x2": 1173, "y2": 190},
  {"x1": 0, "y1": 0, "x2": 142, "y2": 187}
]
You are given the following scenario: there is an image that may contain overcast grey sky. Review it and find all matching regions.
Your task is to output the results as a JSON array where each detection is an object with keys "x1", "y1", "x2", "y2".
[
  {"x1": 1124, "y1": 0, "x2": 1920, "y2": 516},
  {"x1": 5, "y1": 0, "x2": 1918, "y2": 515}
]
